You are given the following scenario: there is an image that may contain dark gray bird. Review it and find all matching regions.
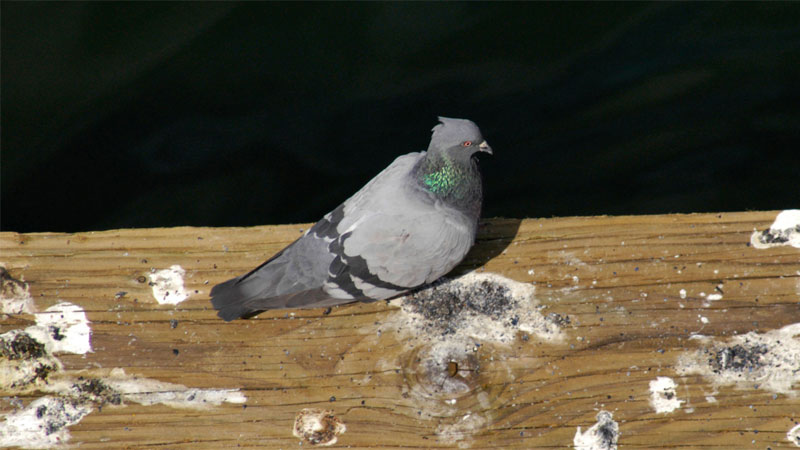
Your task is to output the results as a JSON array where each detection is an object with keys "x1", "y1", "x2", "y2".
[{"x1": 210, "y1": 117, "x2": 492, "y2": 321}]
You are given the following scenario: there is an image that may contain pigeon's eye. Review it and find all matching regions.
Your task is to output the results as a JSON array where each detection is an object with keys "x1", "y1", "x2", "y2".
[{"x1": 462, "y1": 141, "x2": 472, "y2": 147}]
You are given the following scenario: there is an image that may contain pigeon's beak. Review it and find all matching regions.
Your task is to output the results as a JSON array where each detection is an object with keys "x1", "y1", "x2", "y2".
[{"x1": 478, "y1": 140, "x2": 492, "y2": 155}]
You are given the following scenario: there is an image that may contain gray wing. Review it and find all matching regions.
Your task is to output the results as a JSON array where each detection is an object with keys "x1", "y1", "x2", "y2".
[{"x1": 211, "y1": 152, "x2": 433, "y2": 320}]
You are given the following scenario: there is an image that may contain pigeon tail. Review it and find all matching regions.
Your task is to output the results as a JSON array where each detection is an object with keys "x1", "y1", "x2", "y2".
[
  {"x1": 209, "y1": 276, "x2": 255, "y2": 321},
  {"x1": 211, "y1": 281, "x2": 356, "y2": 321}
]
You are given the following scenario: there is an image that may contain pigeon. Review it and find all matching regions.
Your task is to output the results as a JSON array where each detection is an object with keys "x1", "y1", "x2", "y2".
[{"x1": 210, "y1": 117, "x2": 492, "y2": 321}]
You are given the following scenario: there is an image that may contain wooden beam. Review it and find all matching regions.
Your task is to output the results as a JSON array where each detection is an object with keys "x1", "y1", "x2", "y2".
[{"x1": 1, "y1": 211, "x2": 799, "y2": 449}]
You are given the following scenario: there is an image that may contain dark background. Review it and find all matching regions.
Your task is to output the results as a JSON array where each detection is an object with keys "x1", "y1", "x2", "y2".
[{"x1": 3, "y1": 3, "x2": 799, "y2": 233}]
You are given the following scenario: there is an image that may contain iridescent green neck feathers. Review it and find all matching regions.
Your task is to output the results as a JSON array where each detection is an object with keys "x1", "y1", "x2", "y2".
[
  {"x1": 415, "y1": 152, "x2": 481, "y2": 210},
  {"x1": 422, "y1": 158, "x2": 461, "y2": 195}
]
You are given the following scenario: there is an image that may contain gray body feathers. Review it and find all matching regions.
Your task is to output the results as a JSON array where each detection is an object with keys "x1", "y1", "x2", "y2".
[{"x1": 211, "y1": 118, "x2": 491, "y2": 321}]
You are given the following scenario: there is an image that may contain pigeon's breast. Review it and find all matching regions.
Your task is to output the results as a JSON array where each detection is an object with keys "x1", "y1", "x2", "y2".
[
  {"x1": 317, "y1": 151, "x2": 478, "y2": 293},
  {"x1": 335, "y1": 183, "x2": 476, "y2": 289}
]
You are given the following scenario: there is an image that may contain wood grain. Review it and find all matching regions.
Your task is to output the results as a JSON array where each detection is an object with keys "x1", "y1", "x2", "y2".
[{"x1": 1, "y1": 211, "x2": 799, "y2": 449}]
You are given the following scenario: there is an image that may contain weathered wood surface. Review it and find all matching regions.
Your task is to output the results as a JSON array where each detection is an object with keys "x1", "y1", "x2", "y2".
[{"x1": 1, "y1": 211, "x2": 799, "y2": 449}]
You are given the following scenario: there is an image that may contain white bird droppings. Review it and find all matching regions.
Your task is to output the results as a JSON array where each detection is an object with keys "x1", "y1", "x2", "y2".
[
  {"x1": 0, "y1": 368, "x2": 248, "y2": 448},
  {"x1": 26, "y1": 302, "x2": 92, "y2": 355},
  {"x1": 574, "y1": 411, "x2": 619, "y2": 450},
  {"x1": 0, "y1": 303, "x2": 245, "y2": 448},
  {"x1": 383, "y1": 272, "x2": 564, "y2": 446},
  {"x1": 0, "y1": 302, "x2": 90, "y2": 391},
  {"x1": 679, "y1": 289, "x2": 687, "y2": 299},
  {"x1": 99, "y1": 368, "x2": 246, "y2": 409},
  {"x1": 149, "y1": 265, "x2": 190, "y2": 304},
  {"x1": 293, "y1": 408, "x2": 346, "y2": 446},
  {"x1": 750, "y1": 209, "x2": 800, "y2": 249},
  {"x1": 395, "y1": 272, "x2": 563, "y2": 345},
  {"x1": 649, "y1": 377, "x2": 683, "y2": 413},
  {"x1": 0, "y1": 397, "x2": 92, "y2": 449},
  {"x1": 0, "y1": 267, "x2": 36, "y2": 314},
  {"x1": 677, "y1": 322, "x2": 800, "y2": 395},
  {"x1": 788, "y1": 423, "x2": 800, "y2": 447},
  {"x1": 0, "y1": 330, "x2": 63, "y2": 390}
]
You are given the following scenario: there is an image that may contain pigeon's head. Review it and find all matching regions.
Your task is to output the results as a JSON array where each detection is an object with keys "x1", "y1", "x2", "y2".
[{"x1": 429, "y1": 117, "x2": 492, "y2": 160}]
